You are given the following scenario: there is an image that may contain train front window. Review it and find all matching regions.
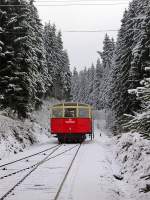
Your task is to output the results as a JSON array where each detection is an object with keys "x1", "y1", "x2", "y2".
[
  {"x1": 52, "y1": 108, "x2": 63, "y2": 118},
  {"x1": 64, "y1": 108, "x2": 77, "y2": 118},
  {"x1": 78, "y1": 108, "x2": 89, "y2": 118}
]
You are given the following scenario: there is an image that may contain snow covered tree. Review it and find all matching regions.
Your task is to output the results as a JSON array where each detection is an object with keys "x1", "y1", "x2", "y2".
[
  {"x1": 29, "y1": 1, "x2": 51, "y2": 106},
  {"x1": 0, "y1": 0, "x2": 36, "y2": 117},
  {"x1": 44, "y1": 23, "x2": 71, "y2": 100},
  {"x1": 71, "y1": 67, "x2": 79, "y2": 101},
  {"x1": 109, "y1": 0, "x2": 150, "y2": 132},
  {"x1": 92, "y1": 59, "x2": 103, "y2": 109},
  {"x1": 44, "y1": 23, "x2": 58, "y2": 97},
  {"x1": 77, "y1": 68, "x2": 88, "y2": 103},
  {"x1": 71, "y1": 64, "x2": 97, "y2": 105},
  {"x1": 98, "y1": 34, "x2": 115, "y2": 69},
  {"x1": 123, "y1": 4, "x2": 150, "y2": 137},
  {"x1": 0, "y1": 0, "x2": 71, "y2": 118},
  {"x1": 97, "y1": 34, "x2": 115, "y2": 109},
  {"x1": 60, "y1": 50, "x2": 72, "y2": 101},
  {"x1": 86, "y1": 63, "x2": 95, "y2": 105}
]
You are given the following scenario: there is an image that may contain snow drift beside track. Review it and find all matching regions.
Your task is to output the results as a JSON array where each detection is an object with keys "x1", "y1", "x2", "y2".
[{"x1": 0, "y1": 98, "x2": 58, "y2": 159}]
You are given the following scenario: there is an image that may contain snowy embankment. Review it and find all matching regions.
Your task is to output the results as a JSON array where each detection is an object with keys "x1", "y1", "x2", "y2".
[
  {"x1": 0, "y1": 99, "x2": 58, "y2": 159},
  {"x1": 115, "y1": 132, "x2": 150, "y2": 199},
  {"x1": 96, "y1": 110, "x2": 150, "y2": 199}
]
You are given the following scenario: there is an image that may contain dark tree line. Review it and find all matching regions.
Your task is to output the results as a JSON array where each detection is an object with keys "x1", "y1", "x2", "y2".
[
  {"x1": 110, "y1": 0, "x2": 150, "y2": 134},
  {"x1": 71, "y1": 34, "x2": 115, "y2": 110},
  {"x1": 71, "y1": 0, "x2": 150, "y2": 136},
  {"x1": 0, "y1": 0, "x2": 71, "y2": 118}
]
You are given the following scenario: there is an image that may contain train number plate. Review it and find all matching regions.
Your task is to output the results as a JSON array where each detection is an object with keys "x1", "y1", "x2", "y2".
[{"x1": 65, "y1": 119, "x2": 76, "y2": 124}]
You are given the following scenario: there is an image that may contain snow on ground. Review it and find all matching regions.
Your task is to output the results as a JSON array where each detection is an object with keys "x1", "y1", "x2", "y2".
[
  {"x1": 0, "y1": 111, "x2": 125, "y2": 200},
  {"x1": 115, "y1": 132, "x2": 150, "y2": 200},
  {"x1": 58, "y1": 122, "x2": 123, "y2": 200},
  {"x1": 0, "y1": 98, "x2": 58, "y2": 159},
  {"x1": 0, "y1": 109, "x2": 150, "y2": 200},
  {"x1": 97, "y1": 110, "x2": 150, "y2": 199}
]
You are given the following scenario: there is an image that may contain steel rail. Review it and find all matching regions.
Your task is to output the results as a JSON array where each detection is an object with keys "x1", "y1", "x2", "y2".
[
  {"x1": 0, "y1": 145, "x2": 62, "y2": 200},
  {"x1": 0, "y1": 144, "x2": 81, "y2": 200},
  {"x1": 0, "y1": 144, "x2": 79, "y2": 180},
  {"x1": 54, "y1": 143, "x2": 82, "y2": 200},
  {"x1": 0, "y1": 144, "x2": 59, "y2": 168}
]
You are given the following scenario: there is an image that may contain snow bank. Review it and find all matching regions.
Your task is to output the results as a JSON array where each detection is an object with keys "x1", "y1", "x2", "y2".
[
  {"x1": 95, "y1": 110, "x2": 150, "y2": 199},
  {"x1": 115, "y1": 132, "x2": 150, "y2": 199},
  {"x1": 0, "y1": 98, "x2": 59, "y2": 159}
]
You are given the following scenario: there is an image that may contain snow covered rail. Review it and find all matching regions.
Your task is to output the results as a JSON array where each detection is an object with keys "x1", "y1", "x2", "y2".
[
  {"x1": 0, "y1": 144, "x2": 60, "y2": 169},
  {"x1": 0, "y1": 145, "x2": 62, "y2": 200},
  {"x1": 54, "y1": 143, "x2": 82, "y2": 200},
  {"x1": 0, "y1": 144, "x2": 81, "y2": 200},
  {"x1": 0, "y1": 144, "x2": 80, "y2": 181}
]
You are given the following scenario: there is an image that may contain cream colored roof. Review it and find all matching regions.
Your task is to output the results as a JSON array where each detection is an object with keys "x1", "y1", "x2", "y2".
[{"x1": 52, "y1": 102, "x2": 91, "y2": 107}]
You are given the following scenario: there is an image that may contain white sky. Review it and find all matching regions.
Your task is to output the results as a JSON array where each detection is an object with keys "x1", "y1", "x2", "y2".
[{"x1": 35, "y1": 0, "x2": 131, "y2": 71}]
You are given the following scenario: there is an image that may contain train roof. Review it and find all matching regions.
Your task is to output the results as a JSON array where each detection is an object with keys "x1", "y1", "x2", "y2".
[{"x1": 52, "y1": 102, "x2": 91, "y2": 107}]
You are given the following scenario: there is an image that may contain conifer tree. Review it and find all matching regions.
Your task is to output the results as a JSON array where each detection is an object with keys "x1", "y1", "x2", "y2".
[
  {"x1": 124, "y1": 3, "x2": 150, "y2": 137},
  {"x1": 61, "y1": 50, "x2": 72, "y2": 100},
  {"x1": 98, "y1": 34, "x2": 115, "y2": 109},
  {"x1": 44, "y1": 22, "x2": 71, "y2": 100},
  {"x1": 110, "y1": 0, "x2": 149, "y2": 132},
  {"x1": 93, "y1": 59, "x2": 103, "y2": 109},
  {"x1": 71, "y1": 67, "x2": 79, "y2": 101},
  {"x1": 0, "y1": 0, "x2": 35, "y2": 117}
]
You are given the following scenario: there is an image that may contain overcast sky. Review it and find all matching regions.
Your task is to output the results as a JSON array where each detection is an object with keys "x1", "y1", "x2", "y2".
[{"x1": 35, "y1": 0, "x2": 131, "y2": 71}]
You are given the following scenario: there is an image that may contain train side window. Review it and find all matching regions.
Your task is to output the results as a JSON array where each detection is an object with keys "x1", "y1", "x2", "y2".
[
  {"x1": 52, "y1": 108, "x2": 63, "y2": 118},
  {"x1": 64, "y1": 108, "x2": 77, "y2": 118},
  {"x1": 78, "y1": 108, "x2": 89, "y2": 118}
]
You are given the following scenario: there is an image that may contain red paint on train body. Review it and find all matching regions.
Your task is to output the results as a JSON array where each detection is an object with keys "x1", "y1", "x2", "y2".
[
  {"x1": 51, "y1": 118, "x2": 92, "y2": 134},
  {"x1": 50, "y1": 102, "x2": 94, "y2": 142}
]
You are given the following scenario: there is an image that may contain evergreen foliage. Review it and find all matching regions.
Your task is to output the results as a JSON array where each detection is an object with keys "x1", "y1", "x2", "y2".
[
  {"x1": 71, "y1": 0, "x2": 150, "y2": 137},
  {"x1": 123, "y1": 4, "x2": 150, "y2": 138},
  {"x1": 0, "y1": 0, "x2": 71, "y2": 118},
  {"x1": 97, "y1": 34, "x2": 115, "y2": 109},
  {"x1": 71, "y1": 34, "x2": 114, "y2": 109},
  {"x1": 109, "y1": 0, "x2": 150, "y2": 132},
  {"x1": 44, "y1": 22, "x2": 71, "y2": 101}
]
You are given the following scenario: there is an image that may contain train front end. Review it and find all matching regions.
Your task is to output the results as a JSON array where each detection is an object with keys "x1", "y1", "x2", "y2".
[{"x1": 50, "y1": 103, "x2": 94, "y2": 143}]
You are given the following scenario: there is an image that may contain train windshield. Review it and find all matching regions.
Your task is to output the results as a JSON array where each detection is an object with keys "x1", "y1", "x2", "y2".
[
  {"x1": 78, "y1": 108, "x2": 89, "y2": 118},
  {"x1": 52, "y1": 108, "x2": 63, "y2": 118},
  {"x1": 64, "y1": 108, "x2": 77, "y2": 118}
]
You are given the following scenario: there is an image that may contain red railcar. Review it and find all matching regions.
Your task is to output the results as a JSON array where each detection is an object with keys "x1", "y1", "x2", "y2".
[{"x1": 50, "y1": 102, "x2": 94, "y2": 143}]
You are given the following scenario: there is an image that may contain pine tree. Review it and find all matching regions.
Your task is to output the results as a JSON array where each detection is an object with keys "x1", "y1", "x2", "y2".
[
  {"x1": 77, "y1": 68, "x2": 88, "y2": 103},
  {"x1": 0, "y1": 0, "x2": 50, "y2": 117},
  {"x1": 92, "y1": 59, "x2": 103, "y2": 109},
  {"x1": 71, "y1": 67, "x2": 79, "y2": 101},
  {"x1": 110, "y1": 0, "x2": 149, "y2": 132},
  {"x1": 61, "y1": 50, "x2": 72, "y2": 101},
  {"x1": 29, "y1": 1, "x2": 51, "y2": 106},
  {"x1": 44, "y1": 23, "x2": 71, "y2": 100},
  {"x1": 97, "y1": 34, "x2": 115, "y2": 109},
  {"x1": 87, "y1": 63, "x2": 96, "y2": 105},
  {"x1": 44, "y1": 23, "x2": 60, "y2": 99},
  {"x1": 124, "y1": 3, "x2": 150, "y2": 137},
  {"x1": 0, "y1": 0, "x2": 35, "y2": 117}
]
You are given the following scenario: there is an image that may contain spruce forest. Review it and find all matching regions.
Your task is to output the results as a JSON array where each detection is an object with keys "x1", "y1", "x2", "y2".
[
  {"x1": 0, "y1": 0, "x2": 71, "y2": 118},
  {"x1": 71, "y1": 0, "x2": 150, "y2": 136}
]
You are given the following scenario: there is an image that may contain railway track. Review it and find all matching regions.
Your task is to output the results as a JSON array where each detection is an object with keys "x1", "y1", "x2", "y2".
[
  {"x1": 0, "y1": 144, "x2": 81, "y2": 200},
  {"x1": 0, "y1": 144, "x2": 79, "y2": 180},
  {"x1": 54, "y1": 143, "x2": 82, "y2": 200},
  {"x1": 0, "y1": 144, "x2": 60, "y2": 168}
]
